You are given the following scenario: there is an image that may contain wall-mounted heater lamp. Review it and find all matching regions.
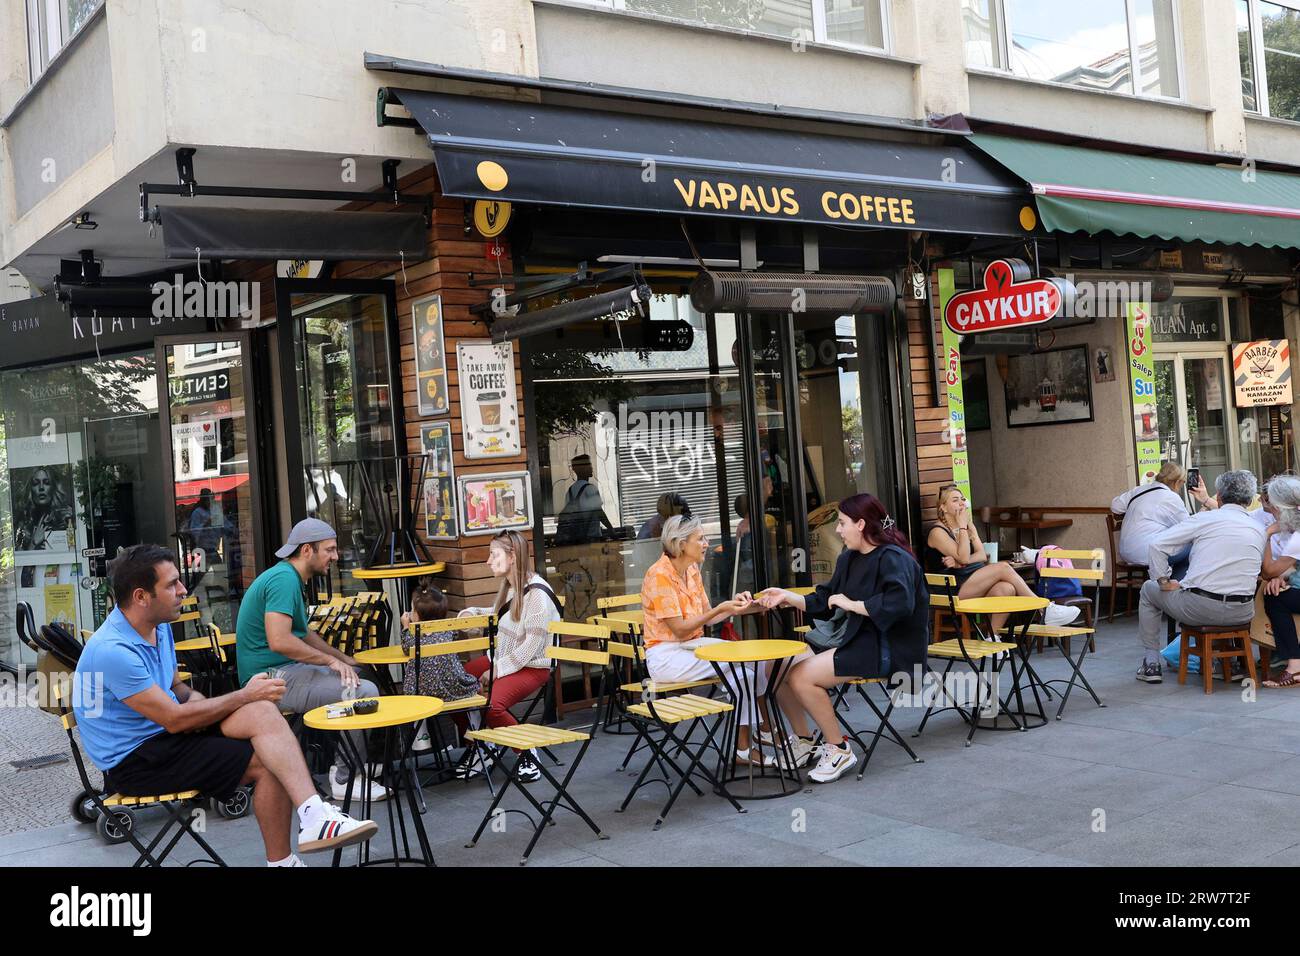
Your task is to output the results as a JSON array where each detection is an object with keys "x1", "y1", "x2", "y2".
[
  {"x1": 689, "y1": 271, "x2": 897, "y2": 314},
  {"x1": 490, "y1": 283, "x2": 653, "y2": 344}
]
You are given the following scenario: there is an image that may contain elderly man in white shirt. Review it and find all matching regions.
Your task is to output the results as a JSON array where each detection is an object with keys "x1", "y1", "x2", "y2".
[
  {"x1": 1111, "y1": 461, "x2": 1215, "y2": 579},
  {"x1": 1135, "y1": 470, "x2": 1265, "y2": 684}
]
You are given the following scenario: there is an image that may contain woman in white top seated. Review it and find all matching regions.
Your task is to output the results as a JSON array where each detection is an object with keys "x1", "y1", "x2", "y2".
[{"x1": 1111, "y1": 462, "x2": 1215, "y2": 578}]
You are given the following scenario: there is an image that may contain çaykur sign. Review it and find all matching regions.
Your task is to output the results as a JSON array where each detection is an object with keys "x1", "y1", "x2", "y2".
[{"x1": 943, "y1": 260, "x2": 1067, "y2": 336}]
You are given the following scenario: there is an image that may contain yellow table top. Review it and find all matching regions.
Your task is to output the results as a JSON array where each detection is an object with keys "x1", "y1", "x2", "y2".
[
  {"x1": 606, "y1": 609, "x2": 643, "y2": 624},
  {"x1": 953, "y1": 596, "x2": 1049, "y2": 615},
  {"x1": 174, "y1": 634, "x2": 236, "y2": 652},
  {"x1": 354, "y1": 646, "x2": 414, "y2": 666},
  {"x1": 695, "y1": 639, "x2": 808, "y2": 663},
  {"x1": 350, "y1": 562, "x2": 446, "y2": 580},
  {"x1": 303, "y1": 695, "x2": 443, "y2": 731}
]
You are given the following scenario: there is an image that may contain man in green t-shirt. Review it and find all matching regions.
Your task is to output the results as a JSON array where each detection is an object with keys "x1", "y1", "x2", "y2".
[{"x1": 236, "y1": 518, "x2": 387, "y2": 802}]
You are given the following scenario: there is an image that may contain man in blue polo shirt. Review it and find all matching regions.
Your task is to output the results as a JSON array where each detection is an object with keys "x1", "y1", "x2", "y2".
[{"x1": 74, "y1": 543, "x2": 377, "y2": 865}]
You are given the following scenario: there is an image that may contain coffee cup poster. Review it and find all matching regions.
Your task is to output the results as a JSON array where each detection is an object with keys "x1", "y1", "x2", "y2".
[
  {"x1": 457, "y1": 472, "x2": 532, "y2": 536},
  {"x1": 413, "y1": 293, "x2": 449, "y2": 417},
  {"x1": 456, "y1": 340, "x2": 521, "y2": 459}
]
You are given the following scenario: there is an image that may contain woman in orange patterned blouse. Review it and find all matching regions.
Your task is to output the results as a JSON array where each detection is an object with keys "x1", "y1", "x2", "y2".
[{"x1": 640, "y1": 515, "x2": 785, "y2": 767}]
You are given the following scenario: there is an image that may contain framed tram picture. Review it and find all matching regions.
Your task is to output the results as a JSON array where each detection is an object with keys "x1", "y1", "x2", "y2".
[
  {"x1": 412, "y1": 293, "x2": 449, "y2": 417},
  {"x1": 1003, "y1": 346, "x2": 1093, "y2": 429},
  {"x1": 457, "y1": 471, "x2": 532, "y2": 536},
  {"x1": 420, "y1": 422, "x2": 458, "y2": 540}
]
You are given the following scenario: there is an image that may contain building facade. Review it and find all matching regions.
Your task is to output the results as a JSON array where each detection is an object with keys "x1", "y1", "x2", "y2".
[{"x1": 3, "y1": 0, "x2": 1300, "y2": 669}]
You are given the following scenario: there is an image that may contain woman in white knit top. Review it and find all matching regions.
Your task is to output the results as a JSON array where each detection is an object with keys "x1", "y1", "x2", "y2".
[{"x1": 456, "y1": 531, "x2": 561, "y2": 782}]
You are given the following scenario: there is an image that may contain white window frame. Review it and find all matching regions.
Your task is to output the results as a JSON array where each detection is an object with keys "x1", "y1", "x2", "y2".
[
  {"x1": 25, "y1": 0, "x2": 104, "y2": 84},
  {"x1": 591, "y1": 0, "x2": 891, "y2": 53},
  {"x1": 1240, "y1": 0, "x2": 1300, "y2": 118},
  {"x1": 976, "y1": 0, "x2": 1185, "y2": 102}
]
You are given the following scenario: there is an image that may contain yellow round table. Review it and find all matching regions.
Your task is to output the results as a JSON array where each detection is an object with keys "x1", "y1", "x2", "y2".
[
  {"x1": 354, "y1": 646, "x2": 414, "y2": 668},
  {"x1": 349, "y1": 562, "x2": 446, "y2": 581},
  {"x1": 953, "y1": 596, "x2": 1047, "y2": 616},
  {"x1": 694, "y1": 639, "x2": 807, "y2": 664},
  {"x1": 694, "y1": 638, "x2": 810, "y2": 799},
  {"x1": 304, "y1": 695, "x2": 444, "y2": 867},
  {"x1": 173, "y1": 633, "x2": 236, "y2": 653},
  {"x1": 951, "y1": 595, "x2": 1049, "y2": 730}
]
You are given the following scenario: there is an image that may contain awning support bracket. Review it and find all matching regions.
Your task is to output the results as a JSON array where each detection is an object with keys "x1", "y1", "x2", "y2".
[
  {"x1": 468, "y1": 262, "x2": 641, "y2": 317},
  {"x1": 140, "y1": 148, "x2": 433, "y2": 227}
]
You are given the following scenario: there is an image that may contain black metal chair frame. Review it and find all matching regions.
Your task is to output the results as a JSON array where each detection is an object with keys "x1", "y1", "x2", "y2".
[
  {"x1": 56, "y1": 689, "x2": 226, "y2": 868},
  {"x1": 464, "y1": 643, "x2": 611, "y2": 865}
]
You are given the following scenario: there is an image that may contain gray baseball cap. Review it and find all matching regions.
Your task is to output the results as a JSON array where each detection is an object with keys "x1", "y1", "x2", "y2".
[{"x1": 275, "y1": 517, "x2": 338, "y2": 559}]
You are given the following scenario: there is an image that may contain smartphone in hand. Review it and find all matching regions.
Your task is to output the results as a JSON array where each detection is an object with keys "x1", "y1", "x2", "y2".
[{"x1": 1187, "y1": 468, "x2": 1201, "y2": 491}]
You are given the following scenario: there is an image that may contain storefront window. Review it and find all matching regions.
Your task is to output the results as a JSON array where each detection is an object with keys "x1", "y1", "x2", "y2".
[
  {"x1": 966, "y1": 0, "x2": 1181, "y2": 98},
  {"x1": 0, "y1": 353, "x2": 163, "y2": 670},
  {"x1": 530, "y1": 295, "x2": 743, "y2": 622},
  {"x1": 528, "y1": 293, "x2": 899, "y2": 621}
]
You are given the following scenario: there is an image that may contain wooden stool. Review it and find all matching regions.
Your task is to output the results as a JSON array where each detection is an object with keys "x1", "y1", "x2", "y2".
[{"x1": 1178, "y1": 624, "x2": 1257, "y2": 694}]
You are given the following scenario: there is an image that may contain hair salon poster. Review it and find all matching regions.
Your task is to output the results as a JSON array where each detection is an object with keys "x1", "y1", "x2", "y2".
[
  {"x1": 456, "y1": 340, "x2": 521, "y2": 459},
  {"x1": 413, "y1": 293, "x2": 449, "y2": 417},
  {"x1": 420, "y1": 422, "x2": 458, "y2": 540}
]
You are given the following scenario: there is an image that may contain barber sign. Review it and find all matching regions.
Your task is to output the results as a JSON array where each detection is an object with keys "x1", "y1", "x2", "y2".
[
  {"x1": 943, "y1": 259, "x2": 1065, "y2": 336},
  {"x1": 1232, "y1": 339, "x2": 1293, "y2": 407}
]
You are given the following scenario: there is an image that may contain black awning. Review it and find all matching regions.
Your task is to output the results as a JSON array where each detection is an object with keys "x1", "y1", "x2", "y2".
[
  {"x1": 160, "y1": 206, "x2": 428, "y2": 260},
  {"x1": 386, "y1": 88, "x2": 1033, "y2": 237}
]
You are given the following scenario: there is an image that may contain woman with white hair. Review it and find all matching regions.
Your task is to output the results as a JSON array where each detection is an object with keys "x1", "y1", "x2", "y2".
[
  {"x1": 639, "y1": 515, "x2": 776, "y2": 766},
  {"x1": 1258, "y1": 476, "x2": 1300, "y2": 688}
]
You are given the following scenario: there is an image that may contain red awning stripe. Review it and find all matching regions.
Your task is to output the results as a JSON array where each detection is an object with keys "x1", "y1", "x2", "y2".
[{"x1": 1031, "y1": 182, "x2": 1300, "y2": 221}]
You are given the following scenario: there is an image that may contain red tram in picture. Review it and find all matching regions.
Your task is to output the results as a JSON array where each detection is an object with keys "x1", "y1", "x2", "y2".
[{"x1": 1038, "y1": 377, "x2": 1057, "y2": 412}]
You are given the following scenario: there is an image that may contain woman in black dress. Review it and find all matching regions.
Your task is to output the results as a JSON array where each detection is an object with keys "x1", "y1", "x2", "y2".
[{"x1": 759, "y1": 493, "x2": 928, "y2": 784}]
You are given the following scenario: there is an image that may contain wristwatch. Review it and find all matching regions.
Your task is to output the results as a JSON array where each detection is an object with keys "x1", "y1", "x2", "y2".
[{"x1": 1157, "y1": 576, "x2": 1171, "y2": 586}]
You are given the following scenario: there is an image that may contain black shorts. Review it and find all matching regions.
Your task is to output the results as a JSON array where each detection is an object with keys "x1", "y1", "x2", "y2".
[{"x1": 104, "y1": 728, "x2": 253, "y2": 801}]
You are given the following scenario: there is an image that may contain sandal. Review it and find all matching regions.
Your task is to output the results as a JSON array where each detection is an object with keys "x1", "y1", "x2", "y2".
[{"x1": 1263, "y1": 670, "x2": 1300, "y2": 689}]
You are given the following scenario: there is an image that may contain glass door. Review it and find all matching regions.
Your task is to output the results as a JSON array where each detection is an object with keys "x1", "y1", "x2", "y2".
[
  {"x1": 1154, "y1": 351, "x2": 1235, "y2": 490},
  {"x1": 739, "y1": 312, "x2": 806, "y2": 637},
  {"x1": 157, "y1": 334, "x2": 264, "y2": 632},
  {"x1": 276, "y1": 280, "x2": 403, "y2": 595}
]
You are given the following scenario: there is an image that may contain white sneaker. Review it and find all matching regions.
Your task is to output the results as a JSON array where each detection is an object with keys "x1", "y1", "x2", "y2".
[
  {"x1": 762, "y1": 733, "x2": 817, "y2": 769},
  {"x1": 268, "y1": 854, "x2": 306, "y2": 867},
  {"x1": 411, "y1": 725, "x2": 433, "y2": 753},
  {"x1": 329, "y1": 765, "x2": 391, "y2": 803},
  {"x1": 1044, "y1": 603, "x2": 1082, "y2": 627},
  {"x1": 808, "y1": 742, "x2": 858, "y2": 783},
  {"x1": 297, "y1": 804, "x2": 379, "y2": 854},
  {"x1": 734, "y1": 746, "x2": 779, "y2": 768}
]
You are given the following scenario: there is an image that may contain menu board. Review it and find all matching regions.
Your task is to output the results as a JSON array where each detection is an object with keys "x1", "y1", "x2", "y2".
[
  {"x1": 420, "y1": 421, "x2": 458, "y2": 540},
  {"x1": 456, "y1": 340, "x2": 521, "y2": 459},
  {"x1": 457, "y1": 471, "x2": 532, "y2": 536},
  {"x1": 413, "y1": 293, "x2": 449, "y2": 417}
]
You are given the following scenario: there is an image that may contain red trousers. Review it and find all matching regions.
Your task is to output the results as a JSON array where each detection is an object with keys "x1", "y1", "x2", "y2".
[{"x1": 459, "y1": 656, "x2": 551, "y2": 730}]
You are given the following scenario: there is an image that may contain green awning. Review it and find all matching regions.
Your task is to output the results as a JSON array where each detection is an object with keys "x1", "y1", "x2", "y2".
[{"x1": 970, "y1": 133, "x2": 1300, "y2": 249}]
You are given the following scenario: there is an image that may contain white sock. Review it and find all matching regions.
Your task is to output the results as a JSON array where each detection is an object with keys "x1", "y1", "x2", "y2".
[
  {"x1": 296, "y1": 794, "x2": 325, "y2": 826},
  {"x1": 267, "y1": 853, "x2": 302, "y2": 867}
]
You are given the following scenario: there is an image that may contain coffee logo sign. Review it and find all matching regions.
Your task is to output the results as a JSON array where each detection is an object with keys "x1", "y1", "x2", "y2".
[{"x1": 943, "y1": 259, "x2": 1065, "y2": 335}]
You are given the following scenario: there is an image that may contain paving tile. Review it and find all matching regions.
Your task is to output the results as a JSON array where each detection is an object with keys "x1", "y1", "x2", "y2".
[
  {"x1": 1108, "y1": 737, "x2": 1281, "y2": 783},
  {"x1": 827, "y1": 825, "x2": 1039, "y2": 867}
]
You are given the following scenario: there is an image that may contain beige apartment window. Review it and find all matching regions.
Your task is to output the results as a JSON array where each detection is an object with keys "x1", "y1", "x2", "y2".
[
  {"x1": 586, "y1": 0, "x2": 889, "y2": 52},
  {"x1": 25, "y1": 0, "x2": 102, "y2": 83},
  {"x1": 962, "y1": 0, "x2": 1182, "y2": 99},
  {"x1": 1239, "y1": 0, "x2": 1300, "y2": 121}
]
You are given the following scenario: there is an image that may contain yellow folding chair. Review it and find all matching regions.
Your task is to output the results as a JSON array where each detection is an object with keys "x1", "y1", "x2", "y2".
[{"x1": 464, "y1": 639, "x2": 611, "y2": 864}]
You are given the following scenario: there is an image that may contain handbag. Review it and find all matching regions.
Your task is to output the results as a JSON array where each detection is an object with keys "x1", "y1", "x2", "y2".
[
  {"x1": 804, "y1": 608, "x2": 851, "y2": 650},
  {"x1": 718, "y1": 620, "x2": 742, "y2": 641}
]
